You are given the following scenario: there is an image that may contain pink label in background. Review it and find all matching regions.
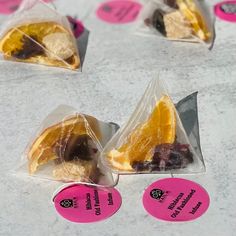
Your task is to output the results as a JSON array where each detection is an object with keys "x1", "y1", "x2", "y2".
[
  {"x1": 0, "y1": 0, "x2": 53, "y2": 15},
  {"x1": 54, "y1": 184, "x2": 122, "y2": 223},
  {"x1": 214, "y1": 1, "x2": 236, "y2": 22},
  {"x1": 96, "y1": 0, "x2": 142, "y2": 24},
  {"x1": 143, "y1": 178, "x2": 210, "y2": 222},
  {"x1": 67, "y1": 16, "x2": 85, "y2": 38}
]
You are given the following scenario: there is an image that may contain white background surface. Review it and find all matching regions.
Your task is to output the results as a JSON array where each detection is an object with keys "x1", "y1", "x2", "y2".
[{"x1": 0, "y1": 0, "x2": 236, "y2": 235}]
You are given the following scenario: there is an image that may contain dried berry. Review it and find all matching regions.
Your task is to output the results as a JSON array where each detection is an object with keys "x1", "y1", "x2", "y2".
[
  {"x1": 144, "y1": 18, "x2": 151, "y2": 26},
  {"x1": 169, "y1": 152, "x2": 182, "y2": 166},
  {"x1": 54, "y1": 134, "x2": 97, "y2": 162},
  {"x1": 12, "y1": 35, "x2": 44, "y2": 59},
  {"x1": 132, "y1": 161, "x2": 150, "y2": 171},
  {"x1": 153, "y1": 143, "x2": 173, "y2": 161},
  {"x1": 131, "y1": 141, "x2": 193, "y2": 172},
  {"x1": 164, "y1": 0, "x2": 178, "y2": 9},
  {"x1": 152, "y1": 9, "x2": 166, "y2": 36}
]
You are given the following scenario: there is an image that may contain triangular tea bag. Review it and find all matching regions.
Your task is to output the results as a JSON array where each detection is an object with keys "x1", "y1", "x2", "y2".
[
  {"x1": 136, "y1": 0, "x2": 215, "y2": 48},
  {"x1": 101, "y1": 79, "x2": 205, "y2": 174},
  {"x1": 0, "y1": 0, "x2": 80, "y2": 70},
  {"x1": 19, "y1": 105, "x2": 119, "y2": 186}
]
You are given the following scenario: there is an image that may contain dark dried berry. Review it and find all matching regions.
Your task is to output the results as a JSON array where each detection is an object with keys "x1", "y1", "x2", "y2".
[
  {"x1": 153, "y1": 143, "x2": 172, "y2": 161},
  {"x1": 12, "y1": 35, "x2": 44, "y2": 59},
  {"x1": 152, "y1": 9, "x2": 166, "y2": 36},
  {"x1": 185, "y1": 149, "x2": 194, "y2": 163},
  {"x1": 164, "y1": 0, "x2": 178, "y2": 9},
  {"x1": 175, "y1": 143, "x2": 189, "y2": 152},
  {"x1": 132, "y1": 141, "x2": 193, "y2": 172},
  {"x1": 54, "y1": 134, "x2": 97, "y2": 162},
  {"x1": 132, "y1": 161, "x2": 150, "y2": 171},
  {"x1": 169, "y1": 152, "x2": 182, "y2": 167},
  {"x1": 151, "y1": 141, "x2": 193, "y2": 171},
  {"x1": 152, "y1": 154, "x2": 161, "y2": 165},
  {"x1": 149, "y1": 162, "x2": 160, "y2": 171},
  {"x1": 175, "y1": 143, "x2": 193, "y2": 163}
]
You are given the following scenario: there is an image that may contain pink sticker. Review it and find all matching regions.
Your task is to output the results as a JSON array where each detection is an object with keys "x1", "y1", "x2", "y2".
[
  {"x1": 214, "y1": 1, "x2": 236, "y2": 22},
  {"x1": 67, "y1": 16, "x2": 85, "y2": 38},
  {"x1": 143, "y1": 178, "x2": 210, "y2": 222},
  {"x1": 0, "y1": 0, "x2": 53, "y2": 15},
  {"x1": 96, "y1": 0, "x2": 142, "y2": 24},
  {"x1": 54, "y1": 184, "x2": 122, "y2": 223}
]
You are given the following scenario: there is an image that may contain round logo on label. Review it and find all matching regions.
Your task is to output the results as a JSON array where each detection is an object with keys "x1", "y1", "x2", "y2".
[
  {"x1": 96, "y1": 0, "x2": 142, "y2": 24},
  {"x1": 150, "y1": 188, "x2": 165, "y2": 200},
  {"x1": 0, "y1": 0, "x2": 53, "y2": 15},
  {"x1": 143, "y1": 178, "x2": 210, "y2": 222},
  {"x1": 53, "y1": 184, "x2": 122, "y2": 223},
  {"x1": 60, "y1": 199, "x2": 74, "y2": 208},
  {"x1": 214, "y1": 1, "x2": 236, "y2": 22}
]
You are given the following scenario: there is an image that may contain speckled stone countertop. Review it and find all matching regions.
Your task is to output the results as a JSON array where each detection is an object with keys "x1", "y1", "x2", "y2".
[{"x1": 0, "y1": 0, "x2": 236, "y2": 235}]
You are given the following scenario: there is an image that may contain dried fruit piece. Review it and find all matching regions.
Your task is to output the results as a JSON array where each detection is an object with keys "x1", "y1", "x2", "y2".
[
  {"x1": 152, "y1": 9, "x2": 166, "y2": 36},
  {"x1": 12, "y1": 35, "x2": 44, "y2": 59},
  {"x1": 176, "y1": 0, "x2": 210, "y2": 41},
  {"x1": 107, "y1": 149, "x2": 133, "y2": 171},
  {"x1": 42, "y1": 32, "x2": 76, "y2": 60},
  {"x1": 164, "y1": 0, "x2": 178, "y2": 8},
  {"x1": 132, "y1": 142, "x2": 193, "y2": 172},
  {"x1": 54, "y1": 134, "x2": 98, "y2": 162},
  {"x1": 107, "y1": 95, "x2": 176, "y2": 171},
  {"x1": 53, "y1": 160, "x2": 96, "y2": 182},
  {"x1": 164, "y1": 11, "x2": 192, "y2": 39}
]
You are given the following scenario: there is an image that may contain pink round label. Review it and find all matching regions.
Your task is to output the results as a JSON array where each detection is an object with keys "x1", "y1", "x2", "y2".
[
  {"x1": 0, "y1": 0, "x2": 53, "y2": 15},
  {"x1": 54, "y1": 184, "x2": 122, "y2": 223},
  {"x1": 67, "y1": 16, "x2": 85, "y2": 38},
  {"x1": 214, "y1": 1, "x2": 236, "y2": 22},
  {"x1": 143, "y1": 178, "x2": 210, "y2": 222},
  {"x1": 96, "y1": 0, "x2": 142, "y2": 24}
]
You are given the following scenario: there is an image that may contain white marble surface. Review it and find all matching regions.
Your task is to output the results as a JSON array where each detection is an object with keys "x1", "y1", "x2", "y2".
[{"x1": 0, "y1": 0, "x2": 236, "y2": 235}]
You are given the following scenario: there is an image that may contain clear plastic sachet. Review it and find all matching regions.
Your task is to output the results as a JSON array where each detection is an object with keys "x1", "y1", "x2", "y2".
[
  {"x1": 136, "y1": 0, "x2": 215, "y2": 48},
  {"x1": 18, "y1": 105, "x2": 119, "y2": 187},
  {"x1": 101, "y1": 79, "x2": 205, "y2": 175},
  {"x1": 0, "y1": 0, "x2": 80, "y2": 70}
]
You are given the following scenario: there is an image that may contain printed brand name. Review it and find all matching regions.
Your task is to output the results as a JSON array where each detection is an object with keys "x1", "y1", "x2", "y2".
[
  {"x1": 189, "y1": 201, "x2": 202, "y2": 214},
  {"x1": 220, "y1": 3, "x2": 236, "y2": 14},
  {"x1": 85, "y1": 190, "x2": 101, "y2": 215},
  {"x1": 108, "y1": 193, "x2": 114, "y2": 205},
  {"x1": 168, "y1": 192, "x2": 184, "y2": 210},
  {"x1": 170, "y1": 189, "x2": 196, "y2": 218}
]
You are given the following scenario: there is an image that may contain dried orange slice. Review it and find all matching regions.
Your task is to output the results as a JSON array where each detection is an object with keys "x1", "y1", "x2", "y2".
[
  {"x1": 176, "y1": 0, "x2": 211, "y2": 41},
  {"x1": 0, "y1": 21, "x2": 80, "y2": 69},
  {"x1": 107, "y1": 95, "x2": 176, "y2": 171}
]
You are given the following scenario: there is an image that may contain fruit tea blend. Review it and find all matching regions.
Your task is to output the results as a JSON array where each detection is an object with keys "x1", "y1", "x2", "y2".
[
  {"x1": 101, "y1": 79, "x2": 205, "y2": 174},
  {"x1": 136, "y1": 0, "x2": 215, "y2": 48},
  {"x1": 17, "y1": 105, "x2": 119, "y2": 187},
  {"x1": 0, "y1": 0, "x2": 80, "y2": 70}
]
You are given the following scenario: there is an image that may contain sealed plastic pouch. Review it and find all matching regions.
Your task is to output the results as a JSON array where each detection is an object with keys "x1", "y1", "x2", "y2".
[
  {"x1": 0, "y1": 0, "x2": 80, "y2": 70},
  {"x1": 136, "y1": 0, "x2": 215, "y2": 48},
  {"x1": 18, "y1": 105, "x2": 119, "y2": 187},
  {"x1": 101, "y1": 78, "x2": 205, "y2": 174}
]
